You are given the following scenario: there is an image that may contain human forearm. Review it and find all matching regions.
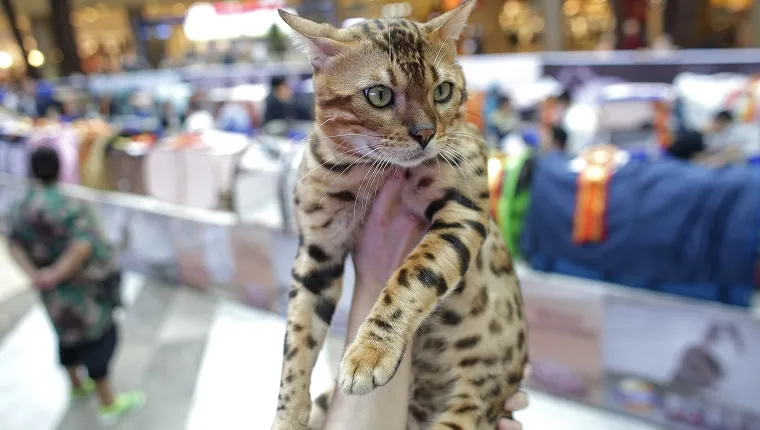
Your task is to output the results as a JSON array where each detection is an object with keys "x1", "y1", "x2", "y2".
[
  {"x1": 8, "y1": 243, "x2": 37, "y2": 277},
  {"x1": 50, "y1": 240, "x2": 92, "y2": 281},
  {"x1": 324, "y1": 279, "x2": 413, "y2": 430}
]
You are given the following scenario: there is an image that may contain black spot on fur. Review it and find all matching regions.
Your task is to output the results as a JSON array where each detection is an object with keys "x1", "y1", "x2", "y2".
[
  {"x1": 328, "y1": 190, "x2": 356, "y2": 201},
  {"x1": 508, "y1": 372, "x2": 522, "y2": 385},
  {"x1": 307, "y1": 245, "x2": 330, "y2": 262},
  {"x1": 474, "y1": 166, "x2": 486, "y2": 176},
  {"x1": 292, "y1": 323, "x2": 303, "y2": 332},
  {"x1": 440, "y1": 233, "x2": 470, "y2": 277},
  {"x1": 389, "y1": 308, "x2": 403, "y2": 320},
  {"x1": 517, "y1": 329, "x2": 525, "y2": 348},
  {"x1": 489, "y1": 262, "x2": 511, "y2": 276},
  {"x1": 369, "y1": 317, "x2": 393, "y2": 332},
  {"x1": 306, "y1": 335, "x2": 317, "y2": 349},
  {"x1": 286, "y1": 347, "x2": 299, "y2": 361},
  {"x1": 441, "y1": 422, "x2": 464, "y2": 430},
  {"x1": 471, "y1": 376, "x2": 488, "y2": 387},
  {"x1": 319, "y1": 218, "x2": 333, "y2": 229},
  {"x1": 470, "y1": 288, "x2": 489, "y2": 316},
  {"x1": 429, "y1": 220, "x2": 464, "y2": 231},
  {"x1": 423, "y1": 337, "x2": 447, "y2": 353},
  {"x1": 314, "y1": 296, "x2": 337, "y2": 325},
  {"x1": 424, "y1": 252, "x2": 436, "y2": 261},
  {"x1": 383, "y1": 293, "x2": 393, "y2": 305},
  {"x1": 439, "y1": 309, "x2": 462, "y2": 325},
  {"x1": 454, "y1": 335, "x2": 481, "y2": 350},
  {"x1": 310, "y1": 142, "x2": 356, "y2": 176},
  {"x1": 397, "y1": 268, "x2": 410, "y2": 288},
  {"x1": 288, "y1": 289, "x2": 298, "y2": 299},
  {"x1": 453, "y1": 404, "x2": 479, "y2": 415},
  {"x1": 292, "y1": 264, "x2": 343, "y2": 295},
  {"x1": 303, "y1": 203, "x2": 321, "y2": 214},
  {"x1": 409, "y1": 404, "x2": 428, "y2": 422},
  {"x1": 286, "y1": 374, "x2": 295, "y2": 383},
  {"x1": 464, "y1": 220, "x2": 487, "y2": 239},
  {"x1": 404, "y1": 169, "x2": 412, "y2": 179},
  {"x1": 459, "y1": 357, "x2": 479, "y2": 367},
  {"x1": 482, "y1": 356, "x2": 498, "y2": 366},
  {"x1": 488, "y1": 319, "x2": 503, "y2": 334},
  {"x1": 425, "y1": 188, "x2": 482, "y2": 221},
  {"x1": 478, "y1": 191, "x2": 490, "y2": 199},
  {"x1": 416, "y1": 267, "x2": 447, "y2": 296}
]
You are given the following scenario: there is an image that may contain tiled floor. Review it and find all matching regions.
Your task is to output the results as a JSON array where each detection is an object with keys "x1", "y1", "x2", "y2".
[{"x1": 0, "y1": 273, "x2": 662, "y2": 430}]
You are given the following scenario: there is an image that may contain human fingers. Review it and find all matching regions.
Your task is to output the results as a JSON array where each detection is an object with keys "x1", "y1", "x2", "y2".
[
  {"x1": 504, "y1": 390, "x2": 529, "y2": 412},
  {"x1": 498, "y1": 419, "x2": 523, "y2": 430}
]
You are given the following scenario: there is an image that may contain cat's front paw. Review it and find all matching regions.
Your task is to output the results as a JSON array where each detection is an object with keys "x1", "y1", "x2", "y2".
[{"x1": 338, "y1": 333, "x2": 406, "y2": 395}]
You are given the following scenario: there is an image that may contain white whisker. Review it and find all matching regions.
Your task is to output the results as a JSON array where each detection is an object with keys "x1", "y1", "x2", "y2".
[
  {"x1": 354, "y1": 155, "x2": 385, "y2": 219},
  {"x1": 318, "y1": 148, "x2": 379, "y2": 207},
  {"x1": 297, "y1": 146, "x2": 366, "y2": 184}
]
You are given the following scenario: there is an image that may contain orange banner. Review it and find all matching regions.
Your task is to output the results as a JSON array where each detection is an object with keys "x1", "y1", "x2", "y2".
[{"x1": 572, "y1": 146, "x2": 619, "y2": 244}]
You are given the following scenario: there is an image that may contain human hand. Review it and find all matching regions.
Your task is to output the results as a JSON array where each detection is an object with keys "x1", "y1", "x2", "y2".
[
  {"x1": 353, "y1": 171, "x2": 429, "y2": 291},
  {"x1": 33, "y1": 268, "x2": 60, "y2": 291},
  {"x1": 499, "y1": 363, "x2": 532, "y2": 430}
]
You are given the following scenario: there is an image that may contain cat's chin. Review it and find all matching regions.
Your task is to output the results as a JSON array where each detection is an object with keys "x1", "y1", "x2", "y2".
[{"x1": 390, "y1": 153, "x2": 435, "y2": 168}]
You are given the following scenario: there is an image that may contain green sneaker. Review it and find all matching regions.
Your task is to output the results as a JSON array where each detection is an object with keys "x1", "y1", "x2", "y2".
[
  {"x1": 99, "y1": 391, "x2": 146, "y2": 426},
  {"x1": 71, "y1": 379, "x2": 96, "y2": 400}
]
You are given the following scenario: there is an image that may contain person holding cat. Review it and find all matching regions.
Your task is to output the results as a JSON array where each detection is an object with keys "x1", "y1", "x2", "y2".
[{"x1": 322, "y1": 173, "x2": 530, "y2": 430}]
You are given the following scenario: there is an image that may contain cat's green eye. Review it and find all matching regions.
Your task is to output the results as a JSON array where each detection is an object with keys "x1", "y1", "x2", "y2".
[
  {"x1": 365, "y1": 85, "x2": 393, "y2": 108},
  {"x1": 433, "y1": 82, "x2": 453, "y2": 103}
]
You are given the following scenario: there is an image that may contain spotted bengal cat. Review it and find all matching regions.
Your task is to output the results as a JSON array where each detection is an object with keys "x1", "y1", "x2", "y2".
[{"x1": 273, "y1": 2, "x2": 528, "y2": 429}]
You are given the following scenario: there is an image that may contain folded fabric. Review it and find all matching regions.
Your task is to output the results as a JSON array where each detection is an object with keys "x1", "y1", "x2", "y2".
[{"x1": 523, "y1": 153, "x2": 760, "y2": 287}]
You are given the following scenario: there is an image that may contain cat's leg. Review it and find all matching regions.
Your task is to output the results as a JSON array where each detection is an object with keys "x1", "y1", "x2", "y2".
[
  {"x1": 338, "y1": 185, "x2": 489, "y2": 395},
  {"x1": 307, "y1": 389, "x2": 333, "y2": 430},
  {"x1": 428, "y1": 384, "x2": 485, "y2": 430},
  {"x1": 272, "y1": 233, "x2": 347, "y2": 429}
]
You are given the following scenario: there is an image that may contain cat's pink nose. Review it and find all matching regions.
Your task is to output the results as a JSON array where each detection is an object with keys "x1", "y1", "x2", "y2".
[{"x1": 410, "y1": 127, "x2": 435, "y2": 149}]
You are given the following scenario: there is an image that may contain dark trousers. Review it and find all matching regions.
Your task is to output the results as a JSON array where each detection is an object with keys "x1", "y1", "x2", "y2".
[{"x1": 59, "y1": 324, "x2": 118, "y2": 380}]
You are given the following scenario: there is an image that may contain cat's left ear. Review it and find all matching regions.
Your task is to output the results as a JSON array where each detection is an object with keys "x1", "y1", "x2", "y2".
[
  {"x1": 424, "y1": 0, "x2": 476, "y2": 43},
  {"x1": 278, "y1": 10, "x2": 353, "y2": 69}
]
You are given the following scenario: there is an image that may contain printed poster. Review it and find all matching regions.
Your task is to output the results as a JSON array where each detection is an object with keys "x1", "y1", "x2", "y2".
[{"x1": 602, "y1": 296, "x2": 760, "y2": 430}]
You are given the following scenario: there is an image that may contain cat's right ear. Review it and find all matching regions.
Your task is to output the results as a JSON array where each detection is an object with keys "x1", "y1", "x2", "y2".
[{"x1": 278, "y1": 10, "x2": 351, "y2": 69}]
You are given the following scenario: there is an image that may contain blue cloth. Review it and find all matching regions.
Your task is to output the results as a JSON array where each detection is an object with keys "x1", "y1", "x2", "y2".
[{"x1": 522, "y1": 154, "x2": 760, "y2": 287}]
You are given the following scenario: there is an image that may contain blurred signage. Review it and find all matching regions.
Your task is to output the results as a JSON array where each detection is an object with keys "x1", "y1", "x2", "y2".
[
  {"x1": 184, "y1": 2, "x2": 295, "y2": 40},
  {"x1": 211, "y1": 0, "x2": 286, "y2": 14}
]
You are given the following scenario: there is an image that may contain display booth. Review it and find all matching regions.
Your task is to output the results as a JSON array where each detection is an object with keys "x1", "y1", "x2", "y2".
[
  {"x1": 674, "y1": 72, "x2": 760, "y2": 156},
  {"x1": 564, "y1": 82, "x2": 673, "y2": 156},
  {"x1": 145, "y1": 130, "x2": 249, "y2": 210}
]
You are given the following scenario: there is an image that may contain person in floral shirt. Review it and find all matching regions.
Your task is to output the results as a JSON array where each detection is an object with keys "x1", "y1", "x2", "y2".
[{"x1": 7, "y1": 147, "x2": 144, "y2": 425}]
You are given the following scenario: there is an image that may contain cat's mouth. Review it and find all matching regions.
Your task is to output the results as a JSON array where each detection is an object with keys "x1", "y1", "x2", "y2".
[{"x1": 390, "y1": 148, "x2": 436, "y2": 167}]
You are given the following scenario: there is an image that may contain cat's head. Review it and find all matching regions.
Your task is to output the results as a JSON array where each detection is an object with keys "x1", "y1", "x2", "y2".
[{"x1": 279, "y1": 1, "x2": 475, "y2": 167}]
